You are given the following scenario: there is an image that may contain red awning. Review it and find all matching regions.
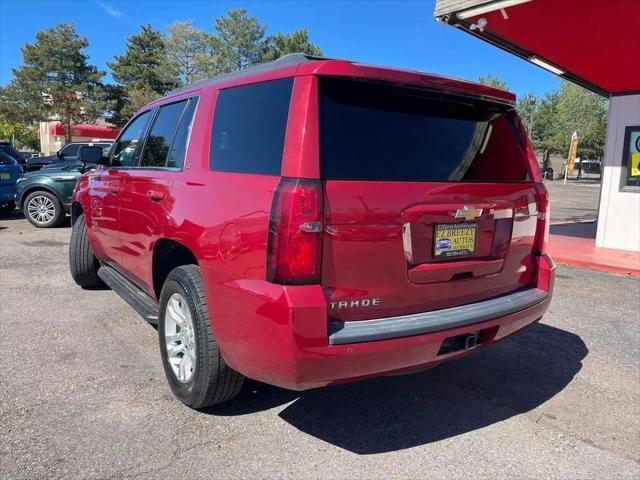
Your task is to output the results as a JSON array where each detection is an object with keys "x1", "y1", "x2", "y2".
[
  {"x1": 435, "y1": 0, "x2": 640, "y2": 96},
  {"x1": 49, "y1": 123, "x2": 120, "y2": 139}
]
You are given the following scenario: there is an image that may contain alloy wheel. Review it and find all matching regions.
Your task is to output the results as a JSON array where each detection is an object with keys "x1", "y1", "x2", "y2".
[
  {"x1": 27, "y1": 195, "x2": 56, "y2": 225},
  {"x1": 164, "y1": 293, "x2": 196, "y2": 383}
]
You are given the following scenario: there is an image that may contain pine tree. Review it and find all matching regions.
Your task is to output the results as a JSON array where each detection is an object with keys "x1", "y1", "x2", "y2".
[
  {"x1": 0, "y1": 24, "x2": 107, "y2": 143},
  {"x1": 108, "y1": 25, "x2": 179, "y2": 124}
]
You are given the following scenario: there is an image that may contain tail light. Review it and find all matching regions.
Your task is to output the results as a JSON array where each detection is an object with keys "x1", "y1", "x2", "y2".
[
  {"x1": 267, "y1": 178, "x2": 323, "y2": 285},
  {"x1": 533, "y1": 182, "x2": 550, "y2": 255}
]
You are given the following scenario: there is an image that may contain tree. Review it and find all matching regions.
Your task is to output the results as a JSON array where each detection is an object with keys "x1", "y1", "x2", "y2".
[
  {"x1": 166, "y1": 20, "x2": 220, "y2": 84},
  {"x1": 554, "y1": 82, "x2": 608, "y2": 160},
  {"x1": 0, "y1": 116, "x2": 39, "y2": 150},
  {"x1": 213, "y1": 8, "x2": 266, "y2": 71},
  {"x1": 262, "y1": 29, "x2": 323, "y2": 62},
  {"x1": 478, "y1": 74, "x2": 509, "y2": 90},
  {"x1": 108, "y1": 25, "x2": 179, "y2": 123},
  {"x1": 0, "y1": 24, "x2": 108, "y2": 143}
]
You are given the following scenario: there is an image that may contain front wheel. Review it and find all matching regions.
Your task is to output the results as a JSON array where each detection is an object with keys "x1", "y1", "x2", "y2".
[
  {"x1": 69, "y1": 213, "x2": 104, "y2": 288},
  {"x1": 23, "y1": 191, "x2": 64, "y2": 228},
  {"x1": 158, "y1": 265, "x2": 244, "y2": 409}
]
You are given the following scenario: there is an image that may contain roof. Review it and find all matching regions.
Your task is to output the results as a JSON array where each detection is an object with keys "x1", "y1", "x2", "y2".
[
  {"x1": 169, "y1": 53, "x2": 321, "y2": 95},
  {"x1": 167, "y1": 52, "x2": 516, "y2": 105},
  {"x1": 434, "y1": 0, "x2": 640, "y2": 96}
]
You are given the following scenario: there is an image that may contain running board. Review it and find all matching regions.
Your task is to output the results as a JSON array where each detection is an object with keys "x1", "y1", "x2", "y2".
[{"x1": 98, "y1": 265, "x2": 159, "y2": 324}]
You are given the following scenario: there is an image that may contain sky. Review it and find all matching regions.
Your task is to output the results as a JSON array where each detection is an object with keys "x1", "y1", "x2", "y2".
[{"x1": 0, "y1": 0, "x2": 560, "y2": 98}]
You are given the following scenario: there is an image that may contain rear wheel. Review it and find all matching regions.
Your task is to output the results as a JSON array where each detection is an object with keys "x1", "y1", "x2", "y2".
[
  {"x1": 158, "y1": 265, "x2": 244, "y2": 409},
  {"x1": 69, "y1": 213, "x2": 104, "y2": 288},
  {"x1": 24, "y1": 191, "x2": 64, "y2": 228}
]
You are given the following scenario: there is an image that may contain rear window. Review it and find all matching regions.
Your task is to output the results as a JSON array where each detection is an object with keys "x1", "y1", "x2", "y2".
[
  {"x1": 319, "y1": 78, "x2": 530, "y2": 182},
  {"x1": 210, "y1": 78, "x2": 293, "y2": 175}
]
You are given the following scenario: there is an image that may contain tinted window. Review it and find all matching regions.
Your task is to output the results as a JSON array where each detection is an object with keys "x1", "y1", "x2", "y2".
[
  {"x1": 319, "y1": 78, "x2": 530, "y2": 182},
  {"x1": 111, "y1": 110, "x2": 152, "y2": 167},
  {"x1": 167, "y1": 99, "x2": 197, "y2": 168},
  {"x1": 140, "y1": 100, "x2": 188, "y2": 167},
  {"x1": 60, "y1": 144, "x2": 81, "y2": 157},
  {"x1": 210, "y1": 78, "x2": 293, "y2": 175}
]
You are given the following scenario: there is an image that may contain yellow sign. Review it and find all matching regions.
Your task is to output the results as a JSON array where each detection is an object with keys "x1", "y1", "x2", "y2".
[
  {"x1": 434, "y1": 223, "x2": 477, "y2": 258},
  {"x1": 567, "y1": 131, "x2": 578, "y2": 171},
  {"x1": 631, "y1": 152, "x2": 640, "y2": 177}
]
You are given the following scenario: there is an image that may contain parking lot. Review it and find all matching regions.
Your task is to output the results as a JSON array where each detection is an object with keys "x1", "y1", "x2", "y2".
[{"x1": 1, "y1": 210, "x2": 639, "y2": 479}]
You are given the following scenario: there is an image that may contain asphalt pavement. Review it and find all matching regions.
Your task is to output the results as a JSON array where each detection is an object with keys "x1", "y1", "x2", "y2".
[{"x1": 1, "y1": 211, "x2": 639, "y2": 479}]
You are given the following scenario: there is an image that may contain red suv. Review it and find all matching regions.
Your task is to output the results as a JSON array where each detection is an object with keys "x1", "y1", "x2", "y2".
[{"x1": 69, "y1": 54, "x2": 555, "y2": 409}]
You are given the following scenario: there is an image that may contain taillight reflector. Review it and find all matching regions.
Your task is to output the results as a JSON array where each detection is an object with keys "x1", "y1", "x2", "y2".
[
  {"x1": 267, "y1": 178, "x2": 323, "y2": 285},
  {"x1": 533, "y1": 183, "x2": 550, "y2": 255}
]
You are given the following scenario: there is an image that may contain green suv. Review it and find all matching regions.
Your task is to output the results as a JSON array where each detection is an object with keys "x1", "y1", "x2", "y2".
[{"x1": 16, "y1": 160, "x2": 98, "y2": 228}]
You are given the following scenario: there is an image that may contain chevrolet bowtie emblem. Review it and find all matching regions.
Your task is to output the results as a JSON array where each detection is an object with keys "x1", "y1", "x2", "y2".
[{"x1": 454, "y1": 206, "x2": 483, "y2": 221}]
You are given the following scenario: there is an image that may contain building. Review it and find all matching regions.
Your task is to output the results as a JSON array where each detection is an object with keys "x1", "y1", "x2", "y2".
[
  {"x1": 434, "y1": 0, "x2": 640, "y2": 252},
  {"x1": 39, "y1": 118, "x2": 119, "y2": 155}
]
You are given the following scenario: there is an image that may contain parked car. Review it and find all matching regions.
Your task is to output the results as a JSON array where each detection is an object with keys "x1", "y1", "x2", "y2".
[
  {"x1": 0, "y1": 150, "x2": 21, "y2": 214},
  {"x1": 16, "y1": 149, "x2": 101, "y2": 227},
  {"x1": 69, "y1": 54, "x2": 555, "y2": 409},
  {"x1": 25, "y1": 140, "x2": 113, "y2": 172}
]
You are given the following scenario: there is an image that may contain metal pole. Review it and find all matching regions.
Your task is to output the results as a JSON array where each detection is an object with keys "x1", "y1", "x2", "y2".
[{"x1": 528, "y1": 97, "x2": 536, "y2": 138}]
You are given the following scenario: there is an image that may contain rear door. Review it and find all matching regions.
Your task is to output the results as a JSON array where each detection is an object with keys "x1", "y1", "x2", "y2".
[
  {"x1": 318, "y1": 78, "x2": 541, "y2": 321},
  {"x1": 117, "y1": 97, "x2": 198, "y2": 293}
]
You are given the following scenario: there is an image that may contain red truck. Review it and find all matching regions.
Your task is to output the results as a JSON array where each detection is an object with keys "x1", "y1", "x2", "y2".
[{"x1": 69, "y1": 54, "x2": 554, "y2": 409}]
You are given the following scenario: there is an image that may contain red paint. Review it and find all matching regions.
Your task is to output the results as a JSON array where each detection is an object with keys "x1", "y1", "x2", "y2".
[
  {"x1": 73, "y1": 57, "x2": 554, "y2": 390},
  {"x1": 49, "y1": 122, "x2": 120, "y2": 139},
  {"x1": 548, "y1": 234, "x2": 640, "y2": 277},
  {"x1": 462, "y1": 0, "x2": 640, "y2": 94}
]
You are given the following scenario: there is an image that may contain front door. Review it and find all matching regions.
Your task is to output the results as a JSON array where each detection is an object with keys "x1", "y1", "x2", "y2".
[{"x1": 89, "y1": 109, "x2": 154, "y2": 266}]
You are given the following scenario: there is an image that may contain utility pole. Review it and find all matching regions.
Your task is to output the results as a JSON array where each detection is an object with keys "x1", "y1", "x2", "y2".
[{"x1": 528, "y1": 97, "x2": 536, "y2": 138}]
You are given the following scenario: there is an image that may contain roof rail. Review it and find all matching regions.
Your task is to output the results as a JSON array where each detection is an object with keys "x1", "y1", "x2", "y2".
[{"x1": 168, "y1": 53, "x2": 327, "y2": 95}]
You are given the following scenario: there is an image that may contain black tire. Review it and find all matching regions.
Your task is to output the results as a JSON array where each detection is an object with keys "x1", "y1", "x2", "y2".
[
  {"x1": 69, "y1": 213, "x2": 104, "y2": 288},
  {"x1": 23, "y1": 190, "x2": 64, "y2": 228},
  {"x1": 0, "y1": 201, "x2": 15, "y2": 215},
  {"x1": 158, "y1": 265, "x2": 244, "y2": 409}
]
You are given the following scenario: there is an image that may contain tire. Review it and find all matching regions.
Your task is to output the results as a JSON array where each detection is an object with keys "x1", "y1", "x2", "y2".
[
  {"x1": 69, "y1": 213, "x2": 104, "y2": 288},
  {"x1": 0, "y1": 201, "x2": 15, "y2": 215},
  {"x1": 23, "y1": 190, "x2": 64, "y2": 228},
  {"x1": 158, "y1": 265, "x2": 244, "y2": 409}
]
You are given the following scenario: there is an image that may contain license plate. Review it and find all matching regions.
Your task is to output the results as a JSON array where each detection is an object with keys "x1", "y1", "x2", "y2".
[
  {"x1": 0, "y1": 173, "x2": 10, "y2": 180},
  {"x1": 434, "y1": 223, "x2": 477, "y2": 258}
]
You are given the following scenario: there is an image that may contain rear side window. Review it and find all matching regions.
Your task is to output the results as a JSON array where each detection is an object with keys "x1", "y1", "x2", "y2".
[
  {"x1": 319, "y1": 78, "x2": 530, "y2": 182},
  {"x1": 140, "y1": 99, "x2": 191, "y2": 168},
  {"x1": 167, "y1": 99, "x2": 197, "y2": 168},
  {"x1": 210, "y1": 78, "x2": 293, "y2": 175}
]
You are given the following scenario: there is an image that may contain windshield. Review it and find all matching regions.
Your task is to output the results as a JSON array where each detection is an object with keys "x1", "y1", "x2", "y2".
[{"x1": 318, "y1": 78, "x2": 531, "y2": 182}]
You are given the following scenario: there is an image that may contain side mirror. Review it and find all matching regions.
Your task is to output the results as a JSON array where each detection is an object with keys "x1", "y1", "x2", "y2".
[{"x1": 78, "y1": 145, "x2": 106, "y2": 165}]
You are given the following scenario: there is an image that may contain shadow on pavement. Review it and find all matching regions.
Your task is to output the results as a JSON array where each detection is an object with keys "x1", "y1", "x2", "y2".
[
  {"x1": 208, "y1": 323, "x2": 587, "y2": 454},
  {"x1": 550, "y1": 221, "x2": 597, "y2": 239}
]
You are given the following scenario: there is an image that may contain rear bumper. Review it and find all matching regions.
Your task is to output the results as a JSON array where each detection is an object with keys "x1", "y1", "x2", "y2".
[{"x1": 206, "y1": 255, "x2": 555, "y2": 391}]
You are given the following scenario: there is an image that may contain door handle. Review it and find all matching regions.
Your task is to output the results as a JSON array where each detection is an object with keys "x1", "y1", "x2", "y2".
[
  {"x1": 110, "y1": 185, "x2": 120, "y2": 194},
  {"x1": 147, "y1": 190, "x2": 165, "y2": 202}
]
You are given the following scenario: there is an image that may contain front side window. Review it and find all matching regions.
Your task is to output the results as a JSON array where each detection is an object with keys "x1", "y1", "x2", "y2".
[
  {"x1": 210, "y1": 78, "x2": 293, "y2": 175},
  {"x1": 111, "y1": 110, "x2": 153, "y2": 167}
]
